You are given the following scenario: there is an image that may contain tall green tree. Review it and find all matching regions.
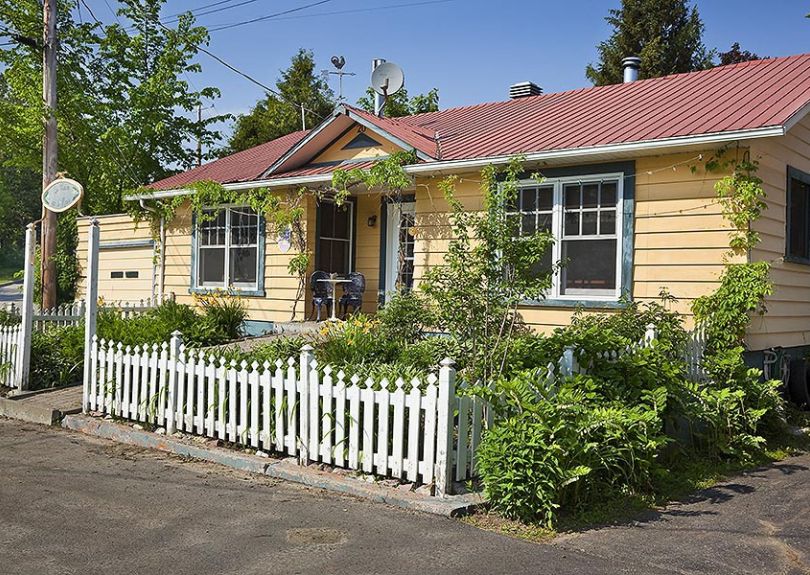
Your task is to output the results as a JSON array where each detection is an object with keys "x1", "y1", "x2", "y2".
[
  {"x1": 718, "y1": 43, "x2": 762, "y2": 66},
  {"x1": 357, "y1": 86, "x2": 439, "y2": 117},
  {"x1": 0, "y1": 0, "x2": 225, "y2": 215},
  {"x1": 226, "y1": 49, "x2": 334, "y2": 154},
  {"x1": 586, "y1": 0, "x2": 713, "y2": 86}
]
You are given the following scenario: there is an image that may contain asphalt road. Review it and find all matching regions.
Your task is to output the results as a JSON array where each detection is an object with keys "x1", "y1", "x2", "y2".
[
  {"x1": 1, "y1": 418, "x2": 809, "y2": 575},
  {"x1": 0, "y1": 281, "x2": 22, "y2": 304}
]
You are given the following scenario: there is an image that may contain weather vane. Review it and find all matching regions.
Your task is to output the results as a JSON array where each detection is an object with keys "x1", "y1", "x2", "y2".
[{"x1": 325, "y1": 56, "x2": 356, "y2": 101}]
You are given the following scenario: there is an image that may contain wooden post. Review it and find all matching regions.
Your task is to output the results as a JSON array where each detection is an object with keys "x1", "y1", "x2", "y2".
[
  {"x1": 166, "y1": 330, "x2": 182, "y2": 434},
  {"x1": 82, "y1": 219, "x2": 100, "y2": 412},
  {"x1": 15, "y1": 224, "x2": 36, "y2": 391},
  {"x1": 40, "y1": 0, "x2": 59, "y2": 310},
  {"x1": 435, "y1": 357, "x2": 456, "y2": 497}
]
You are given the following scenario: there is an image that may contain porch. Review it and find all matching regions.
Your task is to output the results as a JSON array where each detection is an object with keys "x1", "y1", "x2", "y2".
[{"x1": 303, "y1": 192, "x2": 416, "y2": 318}]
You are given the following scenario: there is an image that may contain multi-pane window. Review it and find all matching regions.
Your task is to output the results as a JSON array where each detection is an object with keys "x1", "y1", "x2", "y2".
[
  {"x1": 510, "y1": 175, "x2": 623, "y2": 300},
  {"x1": 316, "y1": 200, "x2": 353, "y2": 275},
  {"x1": 197, "y1": 206, "x2": 260, "y2": 289},
  {"x1": 396, "y1": 209, "x2": 416, "y2": 290},
  {"x1": 787, "y1": 167, "x2": 810, "y2": 262}
]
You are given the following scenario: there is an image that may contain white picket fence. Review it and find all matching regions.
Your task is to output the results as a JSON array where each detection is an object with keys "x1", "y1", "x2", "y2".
[
  {"x1": 85, "y1": 332, "x2": 487, "y2": 495},
  {"x1": 0, "y1": 324, "x2": 23, "y2": 387},
  {"x1": 29, "y1": 296, "x2": 165, "y2": 332},
  {"x1": 539, "y1": 323, "x2": 707, "y2": 385}
]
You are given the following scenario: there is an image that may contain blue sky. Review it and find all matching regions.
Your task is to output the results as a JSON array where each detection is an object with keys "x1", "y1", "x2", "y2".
[{"x1": 81, "y1": 0, "x2": 810, "y2": 144}]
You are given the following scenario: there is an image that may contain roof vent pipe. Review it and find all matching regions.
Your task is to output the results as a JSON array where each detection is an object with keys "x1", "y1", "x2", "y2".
[
  {"x1": 372, "y1": 58, "x2": 386, "y2": 116},
  {"x1": 622, "y1": 56, "x2": 641, "y2": 83},
  {"x1": 509, "y1": 81, "x2": 543, "y2": 99}
]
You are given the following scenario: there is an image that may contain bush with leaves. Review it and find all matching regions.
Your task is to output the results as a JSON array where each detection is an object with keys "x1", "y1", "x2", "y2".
[{"x1": 376, "y1": 291, "x2": 434, "y2": 345}]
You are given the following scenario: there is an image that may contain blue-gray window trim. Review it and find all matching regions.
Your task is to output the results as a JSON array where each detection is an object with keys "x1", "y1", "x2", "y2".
[
  {"x1": 189, "y1": 208, "x2": 266, "y2": 297},
  {"x1": 511, "y1": 161, "x2": 635, "y2": 310},
  {"x1": 378, "y1": 194, "x2": 416, "y2": 306},
  {"x1": 785, "y1": 165, "x2": 810, "y2": 265}
]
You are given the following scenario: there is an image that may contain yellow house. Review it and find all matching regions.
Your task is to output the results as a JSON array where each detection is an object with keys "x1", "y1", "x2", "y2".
[{"x1": 76, "y1": 53, "x2": 810, "y2": 362}]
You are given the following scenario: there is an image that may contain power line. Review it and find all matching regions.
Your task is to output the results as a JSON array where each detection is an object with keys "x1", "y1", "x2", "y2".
[
  {"x1": 208, "y1": 0, "x2": 333, "y2": 32},
  {"x1": 124, "y1": 0, "x2": 261, "y2": 32},
  {"x1": 210, "y1": 0, "x2": 456, "y2": 31}
]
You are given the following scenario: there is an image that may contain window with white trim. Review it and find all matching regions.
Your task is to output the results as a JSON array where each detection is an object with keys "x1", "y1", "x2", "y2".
[
  {"x1": 508, "y1": 174, "x2": 623, "y2": 301},
  {"x1": 196, "y1": 206, "x2": 260, "y2": 290}
]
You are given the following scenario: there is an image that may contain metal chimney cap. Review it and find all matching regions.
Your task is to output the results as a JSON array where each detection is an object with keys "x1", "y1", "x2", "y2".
[{"x1": 622, "y1": 56, "x2": 641, "y2": 69}]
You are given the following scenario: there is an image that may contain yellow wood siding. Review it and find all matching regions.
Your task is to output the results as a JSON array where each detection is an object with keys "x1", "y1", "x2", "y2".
[
  {"x1": 311, "y1": 125, "x2": 402, "y2": 164},
  {"x1": 75, "y1": 214, "x2": 155, "y2": 303},
  {"x1": 749, "y1": 113, "x2": 810, "y2": 350},
  {"x1": 410, "y1": 154, "x2": 733, "y2": 333}
]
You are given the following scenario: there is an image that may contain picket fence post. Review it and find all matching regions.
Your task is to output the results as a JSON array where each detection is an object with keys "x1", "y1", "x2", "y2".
[
  {"x1": 14, "y1": 223, "x2": 35, "y2": 391},
  {"x1": 82, "y1": 218, "x2": 100, "y2": 412},
  {"x1": 298, "y1": 344, "x2": 314, "y2": 465},
  {"x1": 561, "y1": 346, "x2": 575, "y2": 377},
  {"x1": 435, "y1": 357, "x2": 456, "y2": 497},
  {"x1": 645, "y1": 323, "x2": 657, "y2": 347},
  {"x1": 166, "y1": 331, "x2": 182, "y2": 434}
]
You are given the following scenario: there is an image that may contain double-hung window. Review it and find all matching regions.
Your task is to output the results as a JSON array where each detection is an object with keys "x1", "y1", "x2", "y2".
[
  {"x1": 786, "y1": 166, "x2": 810, "y2": 263},
  {"x1": 509, "y1": 174, "x2": 623, "y2": 301},
  {"x1": 196, "y1": 206, "x2": 260, "y2": 290}
]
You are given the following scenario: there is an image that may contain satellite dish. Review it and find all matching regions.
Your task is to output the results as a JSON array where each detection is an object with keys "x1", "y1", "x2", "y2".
[{"x1": 371, "y1": 62, "x2": 405, "y2": 96}]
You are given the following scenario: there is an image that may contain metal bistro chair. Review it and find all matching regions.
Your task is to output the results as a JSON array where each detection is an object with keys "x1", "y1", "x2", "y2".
[
  {"x1": 339, "y1": 272, "x2": 366, "y2": 318},
  {"x1": 309, "y1": 271, "x2": 333, "y2": 322}
]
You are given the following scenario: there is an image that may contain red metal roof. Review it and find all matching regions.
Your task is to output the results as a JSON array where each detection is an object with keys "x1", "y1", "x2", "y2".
[
  {"x1": 149, "y1": 130, "x2": 307, "y2": 189},
  {"x1": 150, "y1": 54, "x2": 810, "y2": 190}
]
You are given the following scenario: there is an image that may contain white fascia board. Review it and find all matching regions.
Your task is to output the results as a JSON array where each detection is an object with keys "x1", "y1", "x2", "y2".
[
  {"x1": 783, "y1": 102, "x2": 810, "y2": 134},
  {"x1": 125, "y1": 125, "x2": 786, "y2": 201}
]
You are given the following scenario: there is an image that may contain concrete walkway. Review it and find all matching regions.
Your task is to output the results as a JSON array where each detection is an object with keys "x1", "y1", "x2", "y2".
[
  {"x1": 1, "y1": 417, "x2": 809, "y2": 574},
  {"x1": 0, "y1": 385, "x2": 82, "y2": 425}
]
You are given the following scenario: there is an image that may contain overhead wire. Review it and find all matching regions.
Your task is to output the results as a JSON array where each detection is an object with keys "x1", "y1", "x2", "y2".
[{"x1": 207, "y1": 0, "x2": 332, "y2": 32}]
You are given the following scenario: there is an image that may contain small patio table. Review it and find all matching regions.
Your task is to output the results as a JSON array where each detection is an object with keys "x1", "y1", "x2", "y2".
[{"x1": 317, "y1": 277, "x2": 351, "y2": 321}]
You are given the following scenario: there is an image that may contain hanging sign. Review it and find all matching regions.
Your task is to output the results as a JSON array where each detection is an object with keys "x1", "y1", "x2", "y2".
[
  {"x1": 42, "y1": 178, "x2": 83, "y2": 213},
  {"x1": 277, "y1": 228, "x2": 292, "y2": 253}
]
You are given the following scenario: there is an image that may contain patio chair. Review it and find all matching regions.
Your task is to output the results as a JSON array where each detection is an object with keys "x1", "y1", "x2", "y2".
[
  {"x1": 308, "y1": 271, "x2": 333, "y2": 322},
  {"x1": 339, "y1": 272, "x2": 366, "y2": 318}
]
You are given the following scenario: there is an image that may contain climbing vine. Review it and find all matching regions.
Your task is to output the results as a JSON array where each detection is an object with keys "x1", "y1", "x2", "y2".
[
  {"x1": 692, "y1": 146, "x2": 772, "y2": 351},
  {"x1": 330, "y1": 149, "x2": 417, "y2": 203},
  {"x1": 126, "y1": 181, "x2": 311, "y2": 320}
]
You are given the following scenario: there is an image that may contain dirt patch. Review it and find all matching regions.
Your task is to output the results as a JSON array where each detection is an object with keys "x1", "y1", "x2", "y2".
[
  {"x1": 461, "y1": 509, "x2": 555, "y2": 543},
  {"x1": 286, "y1": 528, "x2": 349, "y2": 546}
]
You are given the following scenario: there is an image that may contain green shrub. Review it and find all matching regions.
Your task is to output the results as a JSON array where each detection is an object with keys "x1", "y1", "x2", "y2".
[
  {"x1": 377, "y1": 291, "x2": 434, "y2": 344},
  {"x1": 194, "y1": 292, "x2": 248, "y2": 342},
  {"x1": 314, "y1": 315, "x2": 398, "y2": 366},
  {"x1": 0, "y1": 307, "x2": 20, "y2": 327},
  {"x1": 477, "y1": 373, "x2": 668, "y2": 526}
]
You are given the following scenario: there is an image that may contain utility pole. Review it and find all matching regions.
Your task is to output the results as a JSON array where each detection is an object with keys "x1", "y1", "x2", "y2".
[
  {"x1": 41, "y1": 0, "x2": 58, "y2": 309},
  {"x1": 196, "y1": 104, "x2": 203, "y2": 167}
]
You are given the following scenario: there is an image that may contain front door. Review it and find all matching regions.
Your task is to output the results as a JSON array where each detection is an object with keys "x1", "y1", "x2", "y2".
[
  {"x1": 316, "y1": 199, "x2": 354, "y2": 275},
  {"x1": 384, "y1": 201, "x2": 415, "y2": 302}
]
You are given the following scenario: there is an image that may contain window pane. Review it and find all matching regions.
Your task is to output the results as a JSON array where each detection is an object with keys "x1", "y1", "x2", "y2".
[
  {"x1": 789, "y1": 177, "x2": 810, "y2": 260},
  {"x1": 521, "y1": 188, "x2": 537, "y2": 212},
  {"x1": 538, "y1": 213, "x2": 552, "y2": 232},
  {"x1": 199, "y1": 248, "x2": 225, "y2": 286},
  {"x1": 600, "y1": 210, "x2": 616, "y2": 235},
  {"x1": 230, "y1": 247, "x2": 257, "y2": 285},
  {"x1": 601, "y1": 182, "x2": 617, "y2": 207},
  {"x1": 334, "y1": 205, "x2": 351, "y2": 239},
  {"x1": 564, "y1": 212, "x2": 580, "y2": 236},
  {"x1": 561, "y1": 239, "x2": 617, "y2": 295},
  {"x1": 538, "y1": 187, "x2": 553, "y2": 211},
  {"x1": 582, "y1": 211, "x2": 598, "y2": 235},
  {"x1": 582, "y1": 183, "x2": 599, "y2": 208},
  {"x1": 321, "y1": 202, "x2": 335, "y2": 237},
  {"x1": 522, "y1": 213, "x2": 536, "y2": 235},
  {"x1": 200, "y1": 210, "x2": 226, "y2": 246},
  {"x1": 507, "y1": 213, "x2": 520, "y2": 236},
  {"x1": 565, "y1": 184, "x2": 580, "y2": 208},
  {"x1": 317, "y1": 239, "x2": 350, "y2": 275},
  {"x1": 231, "y1": 208, "x2": 258, "y2": 245}
]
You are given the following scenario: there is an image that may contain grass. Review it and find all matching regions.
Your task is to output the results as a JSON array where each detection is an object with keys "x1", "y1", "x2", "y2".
[
  {"x1": 462, "y1": 412, "x2": 810, "y2": 540},
  {"x1": 0, "y1": 264, "x2": 20, "y2": 284}
]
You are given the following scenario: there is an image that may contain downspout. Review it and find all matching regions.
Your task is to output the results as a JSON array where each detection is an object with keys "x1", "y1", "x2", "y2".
[{"x1": 139, "y1": 199, "x2": 166, "y2": 302}]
